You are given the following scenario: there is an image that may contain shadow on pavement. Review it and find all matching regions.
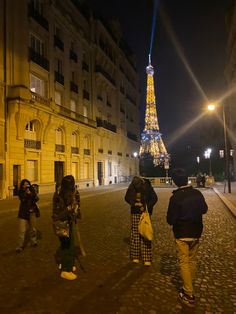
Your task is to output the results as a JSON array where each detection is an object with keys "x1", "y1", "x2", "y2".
[
  {"x1": 66, "y1": 263, "x2": 147, "y2": 314},
  {"x1": 160, "y1": 253, "x2": 182, "y2": 291}
]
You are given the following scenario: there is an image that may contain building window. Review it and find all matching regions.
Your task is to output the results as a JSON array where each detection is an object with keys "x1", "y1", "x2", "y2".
[
  {"x1": 219, "y1": 150, "x2": 224, "y2": 158},
  {"x1": 72, "y1": 162, "x2": 78, "y2": 179},
  {"x1": 55, "y1": 59, "x2": 63, "y2": 74},
  {"x1": 32, "y1": 0, "x2": 43, "y2": 14},
  {"x1": 55, "y1": 91, "x2": 62, "y2": 105},
  {"x1": 25, "y1": 121, "x2": 36, "y2": 140},
  {"x1": 55, "y1": 128, "x2": 63, "y2": 145},
  {"x1": 30, "y1": 74, "x2": 45, "y2": 96},
  {"x1": 108, "y1": 161, "x2": 112, "y2": 176},
  {"x1": 84, "y1": 162, "x2": 89, "y2": 179},
  {"x1": 26, "y1": 160, "x2": 38, "y2": 182},
  {"x1": 83, "y1": 105, "x2": 88, "y2": 117},
  {"x1": 71, "y1": 99, "x2": 76, "y2": 112},
  {"x1": 71, "y1": 132, "x2": 77, "y2": 147},
  {"x1": 30, "y1": 33, "x2": 44, "y2": 55}
]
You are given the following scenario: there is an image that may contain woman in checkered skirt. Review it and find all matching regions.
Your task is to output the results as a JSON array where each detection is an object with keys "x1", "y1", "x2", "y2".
[{"x1": 125, "y1": 176, "x2": 157, "y2": 266}]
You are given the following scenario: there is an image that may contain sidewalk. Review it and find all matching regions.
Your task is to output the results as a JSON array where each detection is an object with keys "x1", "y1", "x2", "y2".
[{"x1": 212, "y1": 181, "x2": 236, "y2": 218}]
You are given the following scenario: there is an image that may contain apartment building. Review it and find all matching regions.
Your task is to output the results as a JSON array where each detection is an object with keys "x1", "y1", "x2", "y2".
[{"x1": 0, "y1": 0, "x2": 140, "y2": 198}]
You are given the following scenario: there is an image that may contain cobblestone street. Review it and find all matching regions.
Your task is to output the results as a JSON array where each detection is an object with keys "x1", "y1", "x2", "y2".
[{"x1": 0, "y1": 186, "x2": 235, "y2": 314}]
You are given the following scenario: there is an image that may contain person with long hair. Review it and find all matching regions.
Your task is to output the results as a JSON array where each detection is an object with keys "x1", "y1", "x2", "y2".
[
  {"x1": 16, "y1": 179, "x2": 40, "y2": 253},
  {"x1": 125, "y1": 176, "x2": 158, "y2": 266},
  {"x1": 52, "y1": 175, "x2": 81, "y2": 280}
]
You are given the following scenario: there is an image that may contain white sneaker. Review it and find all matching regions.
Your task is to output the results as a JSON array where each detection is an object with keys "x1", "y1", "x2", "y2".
[{"x1": 61, "y1": 271, "x2": 77, "y2": 280}]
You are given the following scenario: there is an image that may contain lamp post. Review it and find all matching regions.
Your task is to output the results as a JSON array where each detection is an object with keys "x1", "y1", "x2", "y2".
[
  {"x1": 133, "y1": 152, "x2": 138, "y2": 176},
  {"x1": 207, "y1": 103, "x2": 231, "y2": 193}
]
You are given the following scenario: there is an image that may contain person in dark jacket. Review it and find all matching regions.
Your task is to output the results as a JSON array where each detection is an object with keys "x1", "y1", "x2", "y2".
[
  {"x1": 125, "y1": 176, "x2": 158, "y2": 266},
  {"x1": 16, "y1": 179, "x2": 40, "y2": 253},
  {"x1": 167, "y1": 168, "x2": 208, "y2": 307},
  {"x1": 52, "y1": 175, "x2": 81, "y2": 281}
]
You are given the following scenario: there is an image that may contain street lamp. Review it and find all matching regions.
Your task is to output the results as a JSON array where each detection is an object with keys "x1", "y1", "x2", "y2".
[
  {"x1": 204, "y1": 148, "x2": 212, "y2": 176},
  {"x1": 207, "y1": 103, "x2": 231, "y2": 193}
]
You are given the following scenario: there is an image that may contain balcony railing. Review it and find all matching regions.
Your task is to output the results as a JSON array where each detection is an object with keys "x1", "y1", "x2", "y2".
[
  {"x1": 84, "y1": 149, "x2": 90, "y2": 155},
  {"x1": 24, "y1": 139, "x2": 41, "y2": 149},
  {"x1": 54, "y1": 35, "x2": 64, "y2": 51},
  {"x1": 82, "y1": 61, "x2": 89, "y2": 72},
  {"x1": 57, "y1": 104, "x2": 96, "y2": 128},
  {"x1": 28, "y1": 3, "x2": 49, "y2": 30},
  {"x1": 96, "y1": 118, "x2": 117, "y2": 133},
  {"x1": 71, "y1": 147, "x2": 79, "y2": 154},
  {"x1": 70, "y1": 81, "x2": 78, "y2": 93},
  {"x1": 31, "y1": 92, "x2": 50, "y2": 106},
  {"x1": 70, "y1": 50, "x2": 78, "y2": 63},
  {"x1": 95, "y1": 65, "x2": 116, "y2": 86},
  {"x1": 117, "y1": 152, "x2": 123, "y2": 156},
  {"x1": 83, "y1": 89, "x2": 90, "y2": 100},
  {"x1": 98, "y1": 148, "x2": 103, "y2": 153},
  {"x1": 29, "y1": 48, "x2": 49, "y2": 71},
  {"x1": 55, "y1": 71, "x2": 64, "y2": 85},
  {"x1": 55, "y1": 144, "x2": 65, "y2": 152}
]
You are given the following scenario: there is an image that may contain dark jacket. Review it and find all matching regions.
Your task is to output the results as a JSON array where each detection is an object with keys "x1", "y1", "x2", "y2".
[
  {"x1": 167, "y1": 186, "x2": 208, "y2": 238},
  {"x1": 125, "y1": 177, "x2": 158, "y2": 215},
  {"x1": 52, "y1": 189, "x2": 81, "y2": 223},
  {"x1": 18, "y1": 187, "x2": 39, "y2": 220}
]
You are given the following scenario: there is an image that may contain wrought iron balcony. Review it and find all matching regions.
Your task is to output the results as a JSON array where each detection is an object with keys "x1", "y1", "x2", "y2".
[
  {"x1": 29, "y1": 48, "x2": 49, "y2": 71},
  {"x1": 54, "y1": 35, "x2": 64, "y2": 51},
  {"x1": 70, "y1": 50, "x2": 78, "y2": 63},
  {"x1": 55, "y1": 144, "x2": 65, "y2": 152},
  {"x1": 84, "y1": 149, "x2": 90, "y2": 155},
  {"x1": 55, "y1": 71, "x2": 64, "y2": 85},
  {"x1": 98, "y1": 148, "x2": 104, "y2": 153},
  {"x1": 96, "y1": 118, "x2": 117, "y2": 133},
  {"x1": 127, "y1": 131, "x2": 138, "y2": 142},
  {"x1": 71, "y1": 147, "x2": 79, "y2": 154},
  {"x1": 70, "y1": 81, "x2": 78, "y2": 93},
  {"x1": 95, "y1": 65, "x2": 116, "y2": 86},
  {"x1": 24, "y1": 139, "x2": 41, "y2": 150},
  {"x1": 31, "y1": 92, "x2": 50, "y2": 106},
  {"x1": 28, "y1": 3, "x2": 49, "y2": 30}
]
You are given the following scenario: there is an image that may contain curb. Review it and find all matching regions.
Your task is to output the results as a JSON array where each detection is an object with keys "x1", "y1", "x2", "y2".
[{"x1": 212, "y1": 187, "x2": 236, "y2": 218}]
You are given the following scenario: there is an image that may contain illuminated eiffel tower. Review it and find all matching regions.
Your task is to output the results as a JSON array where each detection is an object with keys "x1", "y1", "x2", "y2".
[{"x1": 139, "y1": 55, "x2": 170, "y2": 168}]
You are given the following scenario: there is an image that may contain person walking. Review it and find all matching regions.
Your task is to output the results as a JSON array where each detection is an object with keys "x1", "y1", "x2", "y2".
[
  {"x1": 52, "y1": 175, "x2": 81, "y2": 281},
  {"x1": 167, "y1": 168, "x2": 208, "y2": 307},
  {"x1": 125, "y1": 176, "x2": 157, "y2": 266},
  {"x1": 16, "y1": 179, "x2": 40, "y2": 253}
]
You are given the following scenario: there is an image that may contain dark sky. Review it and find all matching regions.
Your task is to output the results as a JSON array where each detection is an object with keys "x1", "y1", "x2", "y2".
[{"x1": 85, "y1": 0, "x2": 232, "y2": 155}]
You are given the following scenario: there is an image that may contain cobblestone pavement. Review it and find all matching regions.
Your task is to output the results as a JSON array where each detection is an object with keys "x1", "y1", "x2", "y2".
[{"x1": 0, "y1": 187, "x2": 235, "y2": 314}]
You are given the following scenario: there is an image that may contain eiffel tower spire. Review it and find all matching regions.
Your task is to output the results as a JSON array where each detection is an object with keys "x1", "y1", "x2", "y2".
[{"x1": 139, "y1": 55, "x2": 170, "y2": 167}]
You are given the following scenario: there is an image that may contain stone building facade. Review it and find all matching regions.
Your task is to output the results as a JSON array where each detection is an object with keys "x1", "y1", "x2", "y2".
[{"x1": 0, "y1": 0, "x2": 140, "y2": 198}]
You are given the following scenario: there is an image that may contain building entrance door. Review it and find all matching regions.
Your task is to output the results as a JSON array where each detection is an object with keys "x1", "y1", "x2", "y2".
[
  {"x1": 13, "y1": 165, "x2": 20, "y2": 196},
  {"x1": 54, "y1": 161, "x2": 64, "y2": 190},
  {"x1": 97, "y1": 162, "x2": 103, "y2": 185}
]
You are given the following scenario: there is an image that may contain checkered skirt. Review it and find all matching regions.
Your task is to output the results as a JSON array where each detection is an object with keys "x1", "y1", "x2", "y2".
[{"x1": 130, "y1": 213, "x2": 152, "y2": 262}]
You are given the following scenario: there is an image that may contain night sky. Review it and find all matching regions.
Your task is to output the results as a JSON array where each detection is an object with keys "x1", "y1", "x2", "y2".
[{"x1": 85, "y1": 0, "x2": 232, "y2": 164}]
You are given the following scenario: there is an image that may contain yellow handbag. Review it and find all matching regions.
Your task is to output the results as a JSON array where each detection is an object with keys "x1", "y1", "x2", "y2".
[{"x1": 138, "y1": 206, "x2": 153, "y2": 241}]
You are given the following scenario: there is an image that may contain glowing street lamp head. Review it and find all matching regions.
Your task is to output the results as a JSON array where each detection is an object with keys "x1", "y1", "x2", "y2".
[
  {"x1": 133, "y1": 152, "x2": 138, "y2": 158},
  {"x1": 207, "y1": 103, "x2": 216, "y2": 111}
]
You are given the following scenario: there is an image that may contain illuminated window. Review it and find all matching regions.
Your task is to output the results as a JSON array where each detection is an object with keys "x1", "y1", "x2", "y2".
[
  {"x1": 83, "y1": 105, "x2": 88, "y2": 117},
  {"x1": 230, "y1": 149, "x2": 234, "y2": 156},
  {"x1": 219, "y1": 150, "x2": 224, "y2": 158},
  {"x1": 55, "y1": 91, "x2": 62, "y2": 105},
  {"x1": 25, "y1": 121, "x2": 36, "y2": 140},
  {"x1": 30, "y1": 74, "x2": 45, "y2": 96},
  {"x1": 71, "y1": 99, "x2": 76, "y2": 112}
]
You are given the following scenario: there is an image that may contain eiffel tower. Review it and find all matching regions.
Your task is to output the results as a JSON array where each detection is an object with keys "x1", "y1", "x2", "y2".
[{"x1": 139, "y1": 55, "x2": 170, "y2": 168}]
